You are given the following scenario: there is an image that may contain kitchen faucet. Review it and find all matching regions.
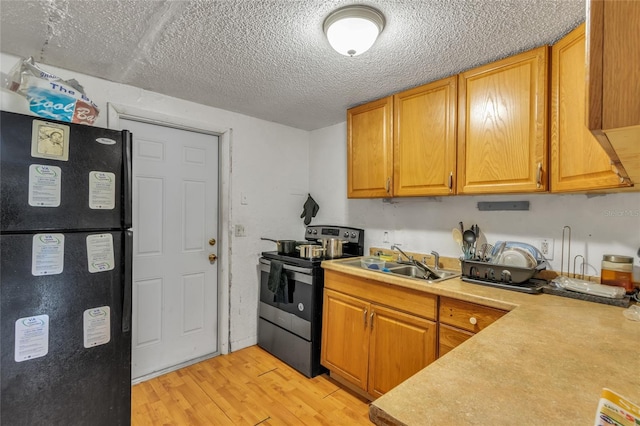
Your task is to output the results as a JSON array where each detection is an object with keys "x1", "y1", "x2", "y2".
[
  {"x1": 390, "y1": 245, "x2": 440, "y2": 280},
  {"x1": 390, "y1": 245, "x2": 413, "y2": 263},
  {"x1": 430, "y1": 251, "x2": 440, "y2": 271}
]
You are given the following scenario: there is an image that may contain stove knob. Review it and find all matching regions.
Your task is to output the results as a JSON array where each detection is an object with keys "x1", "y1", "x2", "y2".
[
  {"x1": 312, "y1": 229, "x2": 317, "y2": 234},
  {"x1": 307, "y1": 229, "x2": 312, "y2": 234},
  {"x1": 351, "y1": 232, "x2": 357, "y2": 238},
  {"x1": 344, "y1": 232, "x2": 349, "y2": 238}
]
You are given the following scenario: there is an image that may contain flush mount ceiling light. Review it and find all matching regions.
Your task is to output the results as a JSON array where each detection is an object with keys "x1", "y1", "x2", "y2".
[{"x1": 323, "y1": 5, "x2": 385, "y2": 57}]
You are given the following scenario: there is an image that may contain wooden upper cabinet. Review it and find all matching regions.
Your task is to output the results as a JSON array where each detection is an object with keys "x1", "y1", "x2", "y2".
[
  {"x1": 347, "y1": 97, "x2": 393, "y2": 198},
  {"x1": 586, "y1": 0, "x2": 640, "y2": 186},
  {"x1": 550, "y1": 23, "x2": 626, "y2": 192},
  {"x1": 457, "y1": 46, "x2": 549, "y2": 194},
  {"x1": 393, "y1": 76, "x2": 457, "y2": 196}
]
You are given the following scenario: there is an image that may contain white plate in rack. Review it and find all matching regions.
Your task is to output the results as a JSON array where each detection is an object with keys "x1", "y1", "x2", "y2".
[{"x1": 497, "y1": 247, "x2": 537, "y2": 268}]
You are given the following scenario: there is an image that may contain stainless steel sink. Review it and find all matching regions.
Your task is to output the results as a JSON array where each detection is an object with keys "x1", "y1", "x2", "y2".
[
  {"x1": 336, "y1": 259, "x2": 460, "y2": 283},
  {"x1": 386, "y1": 265, "x2": 426, "y2": 278},
  {"x1": 386, "y1": 265, "x2": 460, "y2": 283}
]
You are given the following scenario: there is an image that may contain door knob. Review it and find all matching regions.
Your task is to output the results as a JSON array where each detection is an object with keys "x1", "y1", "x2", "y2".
[
  {"x1": 209, "y1": 238, "x2": 216, "y2": 246},
  {"x1": 208, "y1": 254, "x2": 217, "y2": 262}
]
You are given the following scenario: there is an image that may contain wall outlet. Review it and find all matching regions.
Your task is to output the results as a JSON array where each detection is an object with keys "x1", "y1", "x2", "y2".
[
  {"x1": 536, "y1": 238, "x2": 554, "y2": 260},
  {"x1": 234, "y1": 224, "x2": 246, "y2": 237}
]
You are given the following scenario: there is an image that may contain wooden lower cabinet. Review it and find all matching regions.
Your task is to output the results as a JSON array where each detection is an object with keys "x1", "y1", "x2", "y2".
[
  {"x1": 368, "y1": 304, "x2": 436, "y2": 398},
  {"x1": 321, "y1": 290, "x2": 370, "y2": 390},
  {"x1": 321, "y1": 273, "x2": 437, "y2": 399}
]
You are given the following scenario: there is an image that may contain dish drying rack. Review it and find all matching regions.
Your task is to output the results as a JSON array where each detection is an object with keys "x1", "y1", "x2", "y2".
[{"x1": 461, "y1": 241, "x2": 550, "y2": 294}]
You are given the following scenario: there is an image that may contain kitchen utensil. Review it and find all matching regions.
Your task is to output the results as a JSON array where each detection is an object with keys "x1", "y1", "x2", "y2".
[
  {"x1": 476, "y1": 229, "x2": 488, "y2": 258},
  {"x1": 472, "y1": 224, "x2": 480, "y2": 256},
  {"x1": 322, "y1": 238, "x2": 346, "y2": 259},
  {"x1": 463, "y1": 229, "x2": 476, "y2": 259},
  {"x1": 492, "y1": 241, "x2": 507, "y2": 264},
  {"x1": 479, "y1": 243, "x2": 493, "y2": 261},
  {"x1": 452, "y1": 228, "x2": 463, "y2": 254},
  {"x1": 261, "y1": 237, "x2": 298, "y2": 255},
  {"x1": 296, "y1": 244, "x2": 325, "y2": 259}
]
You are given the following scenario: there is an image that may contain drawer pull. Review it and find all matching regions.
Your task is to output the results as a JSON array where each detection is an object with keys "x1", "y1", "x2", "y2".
[{"x1": 469, "y1": 317, "x2": 478, "y2": 325}]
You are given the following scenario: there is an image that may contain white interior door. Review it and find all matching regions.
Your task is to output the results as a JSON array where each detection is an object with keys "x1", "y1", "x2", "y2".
[{"x1": 121, "y1": 118, "x2": 219, "y2": 380}]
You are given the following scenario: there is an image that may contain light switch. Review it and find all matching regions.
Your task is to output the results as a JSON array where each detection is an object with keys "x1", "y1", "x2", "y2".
[{"x1": 234, "y1": 224, "x2": 246, "y2": 237}]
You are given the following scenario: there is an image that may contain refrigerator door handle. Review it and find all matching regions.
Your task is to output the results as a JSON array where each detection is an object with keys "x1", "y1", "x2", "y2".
[
  {"x1": 122, "y1": 230, "x2": 133, "y2": 333},
  {"x1": 122, "y1": 130, "x2": 133, "y2": 229}
]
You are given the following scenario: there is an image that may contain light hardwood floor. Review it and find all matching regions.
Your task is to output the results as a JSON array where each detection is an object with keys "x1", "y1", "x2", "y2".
[{"x1": 131, "y1": 345, "x2": 373, "y2": 425}]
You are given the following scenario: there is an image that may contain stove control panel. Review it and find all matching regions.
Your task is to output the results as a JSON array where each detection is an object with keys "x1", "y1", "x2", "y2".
[{"x1": 306, "y1": 225, "x2": 365, "y2": 254}]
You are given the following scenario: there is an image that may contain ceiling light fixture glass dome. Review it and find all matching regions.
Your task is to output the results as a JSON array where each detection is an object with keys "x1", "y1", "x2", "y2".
[{"x1": 323, "y1": 5, "x2": 385, "y2": 57}]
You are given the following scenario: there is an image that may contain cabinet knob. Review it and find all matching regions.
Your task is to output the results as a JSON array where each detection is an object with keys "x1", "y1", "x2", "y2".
[{"x1": 469, "y1": 317, "x2": 478, "y2": 325}]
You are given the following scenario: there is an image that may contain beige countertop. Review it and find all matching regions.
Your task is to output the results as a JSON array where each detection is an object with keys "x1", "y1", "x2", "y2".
[{"x1": 321, "y1": 258, "x2": 640, "y2": 425}]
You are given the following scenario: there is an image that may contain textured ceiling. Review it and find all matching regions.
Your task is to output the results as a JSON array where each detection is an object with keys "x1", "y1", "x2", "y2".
[{"x1": 0, "y1": 0, "x2": 585, "y2": 131}]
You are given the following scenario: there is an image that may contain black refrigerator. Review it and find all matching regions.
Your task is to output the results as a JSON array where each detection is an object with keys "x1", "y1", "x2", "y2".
[{"x1": 0, "y1": 111, "x2": 133, "y2": 425}]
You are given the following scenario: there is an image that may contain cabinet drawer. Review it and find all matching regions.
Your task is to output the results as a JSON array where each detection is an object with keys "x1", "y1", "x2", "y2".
[
  {"x1": 439, "y1": 297, "x2": 507, "y2": 333},
  {"x1": 325, "y1": 270, "x2": 437, "y2": 320},
  {"x1": 438, "y1": 324, "x2": 474, "y2": 357}
]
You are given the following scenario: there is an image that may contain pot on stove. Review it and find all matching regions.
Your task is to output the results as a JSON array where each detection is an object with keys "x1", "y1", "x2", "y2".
[
  {"x1": 261, "y1": 237, "x2": 297, "y2": 255},
  {"x1": 322, "y1": 238, "x2": 346, "y2": 259},
  {"x1": 297, "y1": 244, "x2": 325, "y2": 259}
]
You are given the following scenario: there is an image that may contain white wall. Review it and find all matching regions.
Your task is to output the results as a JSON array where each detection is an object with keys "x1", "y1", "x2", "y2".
[
  {"x1": 1, "y1": 53, "x2": 310, "y2": 352},
  {"x1": 309, "y1": 122, "x2": 640, "y2": 280}
]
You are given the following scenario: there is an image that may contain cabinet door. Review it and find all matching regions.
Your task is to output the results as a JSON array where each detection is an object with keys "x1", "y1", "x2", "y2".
[
  {"x1": 347, "y1": 97, "x2": 393, "y2": 198},
  {"x1": 393, "y1": 76, "x2": 457, "y2": 196},
  {"x1": 587, "y1": 0, "x2": 640, "y2": 132},
  {"x1": 438, "y1": 324, "x2": 473, "y2": 358},
  {"x1": 367, "y1": 304, "x2": 436, "y2": 398},
  {"x1": 586, "y1": 0, "x2": 640, "y2": 186},
  {"x1": 550, "y1": 24, "x2": 624, "y2": 192},
  {"x1": 321, "y1": 289, "x2": 370, "y2": 391},
  {"x1": 458, "y1": 46, "x2": 549, "y2": 194}
]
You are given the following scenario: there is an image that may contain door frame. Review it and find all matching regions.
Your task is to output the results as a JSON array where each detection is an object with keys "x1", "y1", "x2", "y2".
[{"x1": 106, "y1": 102, "x2": 231, "y2": 361}]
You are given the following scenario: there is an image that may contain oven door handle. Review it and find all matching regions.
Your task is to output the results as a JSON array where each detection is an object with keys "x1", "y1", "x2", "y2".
[{"x1": 259, "y1": 259, "x2": 314, "y2": 285}]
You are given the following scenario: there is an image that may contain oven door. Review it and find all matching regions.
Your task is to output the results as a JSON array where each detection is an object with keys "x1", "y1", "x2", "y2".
[{"x1": 259, "y1": 258, "x2": 314, "y2": 340}]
